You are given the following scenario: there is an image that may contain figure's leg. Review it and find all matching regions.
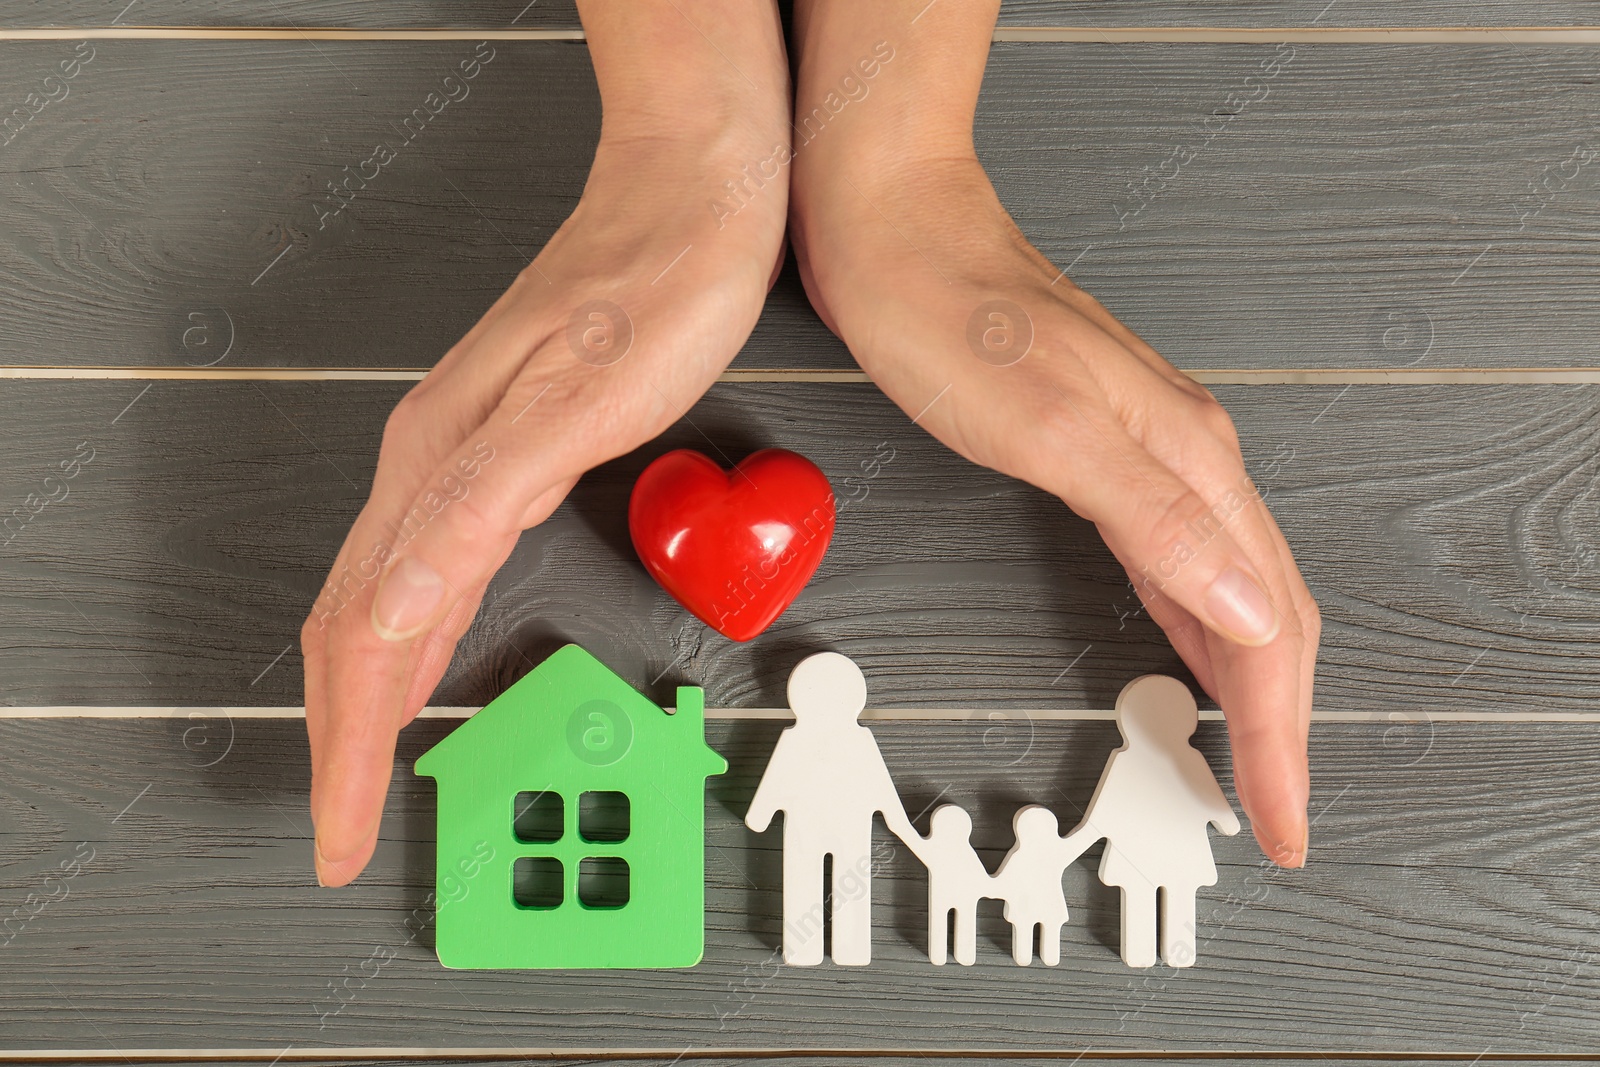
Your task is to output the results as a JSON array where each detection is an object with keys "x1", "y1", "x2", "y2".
[
  {"x1": 829, "y1": 841, "x2": 874, "y2": 965},
  {"x1": 1120, "y1": 884, "x2": 1158, "y2": 968},
  {"x1": 1011, "y1": 919, "x2": 1035, "y2": 966},
  {"x1": 1160, "y1": 885, "x2": 1199, "y2": 968},
  {"x1": 928, "y1": 893, "x2": 949, "y2": 966},
  {"x1": 954, "y1": 899, "x2": 978, "y2": 966},
  {"x1": 1039, "y1": 922, "x2": 1063, "y2": 967},
  {"x1": 782, "y1": 845, "x2": 827, "y2": 966}
]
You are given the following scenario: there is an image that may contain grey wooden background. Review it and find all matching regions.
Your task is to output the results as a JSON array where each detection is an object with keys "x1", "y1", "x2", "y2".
[
  {"x1": 2, "y1": 40, "x2": 1597, "y2": 371},
  {"x1": 2, "y1": 1, "x2": 1598, "y2": 1062}
]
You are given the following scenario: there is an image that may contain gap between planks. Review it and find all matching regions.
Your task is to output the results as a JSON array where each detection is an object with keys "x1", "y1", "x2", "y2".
[
  {"x1": 5, "y1": 368, "x2": 1600, "y2": 385},
  {"x1": 1, "y1": 26, "x2": 1600, "y2": 43},
  {"x1": 9, "y1": 1050, "x2": 1600, "y2": 1063},
  {"x1": 4, "y1": 707, "x2": 1596, "y2": 723}
]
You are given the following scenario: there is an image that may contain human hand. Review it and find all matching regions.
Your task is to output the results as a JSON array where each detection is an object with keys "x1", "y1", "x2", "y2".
[
  {"x1": 302, "y1": 0, "x2": 791, "y2": 887},
  {"x1": 789, "y1": 0, "x2": 1316, "y2": 867}
]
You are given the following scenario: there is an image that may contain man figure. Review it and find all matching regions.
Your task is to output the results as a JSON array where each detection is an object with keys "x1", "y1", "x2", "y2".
[{"x1": 745, "y1": 652, "x2": 918, "y2": 965}]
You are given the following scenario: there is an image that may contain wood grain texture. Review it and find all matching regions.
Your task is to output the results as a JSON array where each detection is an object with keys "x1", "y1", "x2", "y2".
[
  {"x1": 1, "y1": 717, "x2": 1596, "y2": 1053},
  {"x1": 997, "y1": 1, "x2": 1600, "y2": 27},
  {"x1": 1, "y1": 380, "x2": 1596, "y2": 713},
  {"x1": 1, "y1": 41, "x2": 1597, "y2": 372},
  {"x1": 4, "y1": 0, "x2": 1596, "y2": 29},
  {"x1": 979, "y1": 45, "x2": 1600, "y2": 374}
]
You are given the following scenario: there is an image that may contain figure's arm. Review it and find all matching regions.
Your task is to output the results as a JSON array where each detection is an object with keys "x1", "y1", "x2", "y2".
[
  {"x1": 744, "y1": 789, "x2": 778, "y2": 833},
  {"x1": 744, "y1": 736, "x2": 792, "y2": 832},
  {"x1": 1210, "y1": 797, "x2": 1243, "y2": 837},
  {"x1": 1195, "y1": 753, "x2": 1243, "y2": 836},
  {"x1": 1056, "y1": 824, "x2": 1103, "y2": 867},
  {"x1": 865, "y1": 735, "x2": 922, "y2": 846},
  {"x1": 879, "y1": 797, "x2": 921, "y2": 847},
  {"x1": 894, "y1": 823, "x2": 932, "y2": 866}
]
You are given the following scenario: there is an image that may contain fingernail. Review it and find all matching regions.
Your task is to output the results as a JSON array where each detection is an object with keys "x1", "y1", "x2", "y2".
[
  {"x1": 371, "y1": 556, "x2": 445, "y2": 641},
  {"x1": 314, "y1": 837, "x2": 332, "y2": 888},
  {"x1": 1276, "y1": 823, "x2": 1309, "y2": 869},
  {"x1": 1205, "y1": 566, "x2": 1280, "y2": 645}
]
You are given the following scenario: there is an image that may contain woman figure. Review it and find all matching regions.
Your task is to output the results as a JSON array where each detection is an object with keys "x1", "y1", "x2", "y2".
[{"x1": 1081, "y1": 675, "x2": 1241, "y2": 968}]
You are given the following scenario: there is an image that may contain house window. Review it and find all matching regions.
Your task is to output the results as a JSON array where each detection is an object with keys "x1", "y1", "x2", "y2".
[
  {"x1": 512, "y1": 856, "x2": 563, "y2": 909},
  {"x1": 578, "y1": 791, "x2": 630, "y2": 843},
  {"x1": 513, "y1": 790, "x2": 562, "y2": 843},
  {"x1": 509, "y1": 789, "x2": 631, "y2": 912},
  {"x1": 578, "y1": 856, "x2": 629, "y2": 909}
]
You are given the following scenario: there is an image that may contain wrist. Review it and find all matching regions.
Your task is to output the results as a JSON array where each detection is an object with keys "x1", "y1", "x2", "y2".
[
  {"x1": 787, "y1": 0, "x2": 994, "y2": 192},
  {"x1": 581, "y1": 0, "x2": 791, "y2": 166}
]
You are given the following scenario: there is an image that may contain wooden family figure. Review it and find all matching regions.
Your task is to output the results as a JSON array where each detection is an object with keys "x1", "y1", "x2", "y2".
[{"x1": 744, "y1": 653, "x2": 1242, "y2": 970}]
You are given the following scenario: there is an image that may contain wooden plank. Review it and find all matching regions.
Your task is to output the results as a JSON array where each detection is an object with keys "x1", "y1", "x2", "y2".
[
  {"x1": 1, "y1": 717, "x2": 1596, "y2": 1053},
  {"x1": 3, "y1": 0, "x2": 1595, "y2": 29},
  {"x1": 0, "y1": 380, "x2": 1595, "y2": 713},
  {"x1": 978, "y1": 44, "x2": 1600, "y2": 374},
  {"x1": 1, "y1": 42, "x2": 1597, "y2": 372},
  {"x1": 998, "y1": 1, "x2": 1600, "y2": 27},
  {"x1": 49, "y1": 1062, "x2": 1596, "y2": 1067},
  {"x1": 0, "y1": 38, "x2": 848, "y2": 375}
]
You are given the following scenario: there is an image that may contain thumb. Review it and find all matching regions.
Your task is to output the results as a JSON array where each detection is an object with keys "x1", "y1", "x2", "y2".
[
  {"x1": 1060, "y1": 427, "x2": 1282, "y2": 648},
  {"x1": 368, "y1": 430, "x2": 579, "y2": 644}
]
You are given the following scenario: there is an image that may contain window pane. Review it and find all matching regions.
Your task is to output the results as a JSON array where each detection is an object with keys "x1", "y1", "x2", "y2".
[
  {"x1": 513, "y1": 790, "x2": 563, "y2": 843},
  {"x1": 578, "y1": 790, "x2": 629, "y2": 843},
  {"x1": 512, "y1": 856, "x2": 563, "y2": 909},
  {"x1": 578, "y1": 856, "x2": 629, "y2": 909}
]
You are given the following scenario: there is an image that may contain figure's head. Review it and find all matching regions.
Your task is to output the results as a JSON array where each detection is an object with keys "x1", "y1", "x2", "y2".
[
  {"x1": 787, "y1": 651, "x2": 867, "y2": 727},
  {"x1": 929, "y1": 804, "x2": 973, "y2": 840},
  {"x1": 1114, "y1": 674, "x2": 1198, "y2": 746},
  {"x1": 1012, "y1": 804, "x2": 1059, "y2": 840}
]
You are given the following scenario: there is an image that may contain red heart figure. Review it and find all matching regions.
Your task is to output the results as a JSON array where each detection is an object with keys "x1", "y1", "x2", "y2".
[{"x1": 628, "y1": 448, "x2": 836, "y2": 641}]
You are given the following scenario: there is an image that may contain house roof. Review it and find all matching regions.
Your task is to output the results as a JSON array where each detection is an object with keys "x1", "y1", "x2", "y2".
[{"x1": 414, "y1": 644, "x2": 726, "y2": 783}]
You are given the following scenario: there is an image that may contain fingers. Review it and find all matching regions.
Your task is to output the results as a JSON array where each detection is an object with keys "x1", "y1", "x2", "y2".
[
  {"x1": 1103, "y1": 538, "x2": 1219, "y2": 700},
  {"x1": 1053, "y1": 369, "x2": 1313, "y2": 868},
  {"x1": 395, "y1": 476, "x2": 577, "y2": 722},
  {"x1": 1248, "y1": 498, "x2": 1320, "y2": 862},
  {"x1": 368, "y1": 417, "x2": 585, "y2": 645},
  {"x1": 305, "y1": 366, "x2": 585, "y2": 886},
  {"x1": 1149, "y1": 417, "x2": 1316, "y2": 867},
  {"x1": 1208, "y1": 622, "x2": 1310, "y2": 867},
  {"x1": 305, "y1": 322, "x2": 585, "y2": 887},
  {"x1": 1107, "y1": 511, "x2": 1307, "y2": 868},
  {"x1": 312, "y1": 608, "x2": 413, "y2": 886},
  {"x1": 310, "y1": 418, "x2": 582, "y2": 885},
  {"x1": 1144, "y1": 418, "x2": 1314, "y2": 867},
  {"x1": 397, "y1": 565, "x2": 503, "y2": 725},
  {"x1": 1046, "y1": 395, "x2": 1284, "y2": 650}
]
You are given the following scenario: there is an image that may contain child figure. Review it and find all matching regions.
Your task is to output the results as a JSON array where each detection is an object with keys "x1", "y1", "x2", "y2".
[
  {"x1": 1078, "y1": 674, "x2": 1242, "y2": 968},
  {"x1": 993, "y1": 805, "x2": 1096, "y2": 966},
  {"x1": 906, "y1": 804, "x2": 995, "y2": 966}
]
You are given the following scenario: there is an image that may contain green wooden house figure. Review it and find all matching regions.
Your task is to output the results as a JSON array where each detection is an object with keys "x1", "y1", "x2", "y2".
[{"x1": 414, "y1": 644, "x2": 727, "y2": 969}]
